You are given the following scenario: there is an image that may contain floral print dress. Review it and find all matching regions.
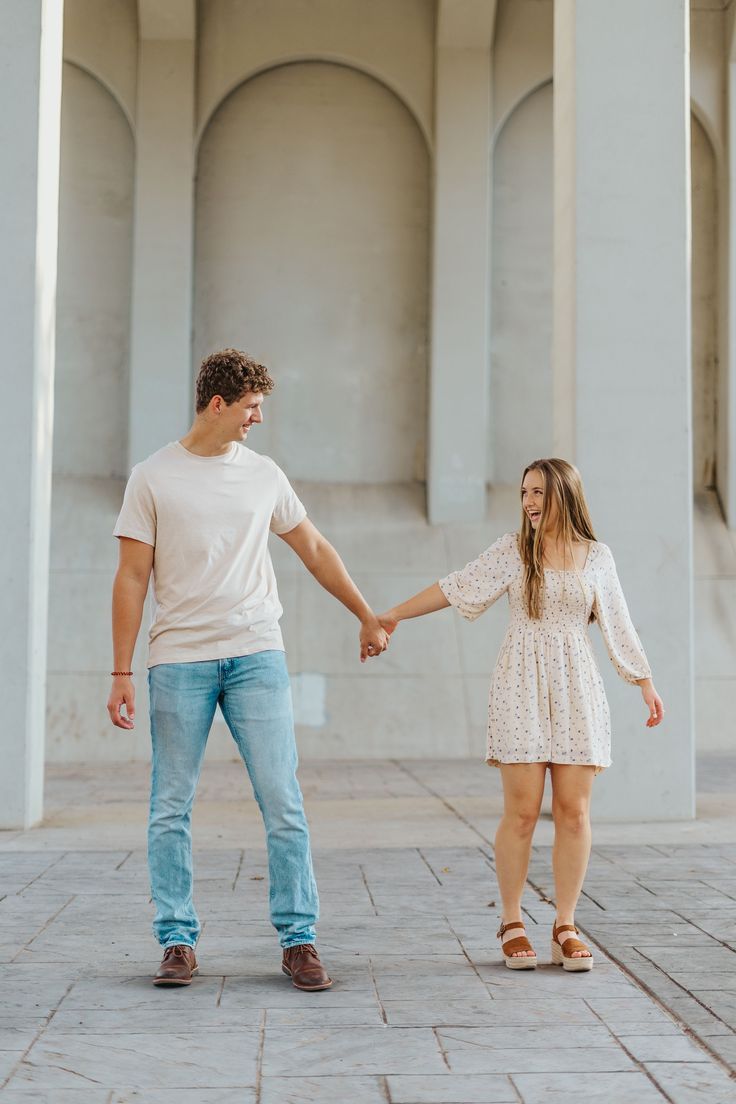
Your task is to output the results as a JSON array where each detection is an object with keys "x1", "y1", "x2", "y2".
[{"x1": 439, "y1": 532, "x2": 651, "y2": 771}]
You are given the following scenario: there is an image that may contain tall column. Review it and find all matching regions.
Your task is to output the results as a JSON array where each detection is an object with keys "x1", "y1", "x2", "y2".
[
  {"x1": 725, "y1": 34, "x2": 736, "y2": 528},
  {"x1": 0, "y1": 0, "x2": 64, "y2": 827},
  {"x1": 128, "y1": 1, "x2": 195, "y2": 467},
  {"x1": 553, "y1": 0, "x2": 694, "y2": 819},
  {"x1": 428, "y1": 0, "x2": 496, "y2": 523}
]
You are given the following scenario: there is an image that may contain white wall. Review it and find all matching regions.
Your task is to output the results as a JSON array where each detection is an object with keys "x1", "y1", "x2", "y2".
[
  {"x1": 490, "y1": 82, "x2": 553, "y2": 483},
  {"x1": 194, "y1": 61, "x2": 430, "y2": 483}
]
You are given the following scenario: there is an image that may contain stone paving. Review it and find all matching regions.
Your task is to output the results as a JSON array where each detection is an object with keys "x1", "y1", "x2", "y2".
[{"x1": 0, "y1": 758, "x2": 735, "y2": 1102}]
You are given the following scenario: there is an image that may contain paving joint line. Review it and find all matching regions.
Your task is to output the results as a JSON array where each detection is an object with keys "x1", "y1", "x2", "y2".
[
  {"x1": 231, "y1": 849, "x2": 245, "y2": 892},
  {"x1": 524, "y1": 874, "x2": 736, "y2": 1079},
  {"x1": 254, "y1": 1008, "x2": 266, "y2": 1104},
  {"x1": 18, "y1": 850, "x2": 67, "y2": 893},
  {"x1": 379, "y1": 1073, "x2": 391, "y2": 1103},
  {"x1": 431, "y1": 1025, "x2": 452, "y2": 1071},
  {"x1": 391, "y1": 760, "x2": 494, "y2": 848},
  {"x1": 670, "y1": 906, "x2": 736, "y2": 955},
  {"x1": 507, "y1": 1073, "x2": 524, "y2": 1103},
  {"x1": 632, "y1": 946, "x2": 736, "y2": 1046},
  {"x1": 417, "y1": 847, "x2": 443, "y2": 886},
  {"x1": 114, "y1": 850, "x2": 133, "y2": 871},
  {"x1": 444, "y1": 913, "x2": 497, "y2": 992},
  {"x1": 584, "y1": 999, "x2": 676, "y2": 1103},
  {"x1": 0, "y1": 977, "x2": 77, "y2": 1092},
  {"x1": 11, "y1": 894, "x2": 76, "y2": 960},
  {"x1": 359, "y1": 864, "x2": 379, "y2": 916},
  {"x1": 367, "y1": 956, "x2": 388, "y2": 1026}
]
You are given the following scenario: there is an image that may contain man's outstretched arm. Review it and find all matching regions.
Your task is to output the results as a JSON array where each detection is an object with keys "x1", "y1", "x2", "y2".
[
  {"x1": 107, "y1": 537, "x2": 154, "y2": 728},
  {"x1": 278, "y1": 518, "x2": 389, "y2": 662}
]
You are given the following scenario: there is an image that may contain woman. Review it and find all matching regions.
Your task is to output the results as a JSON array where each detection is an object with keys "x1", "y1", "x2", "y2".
[{"x1": 379, "y1": 458, "x2": 664, "y2": 972}]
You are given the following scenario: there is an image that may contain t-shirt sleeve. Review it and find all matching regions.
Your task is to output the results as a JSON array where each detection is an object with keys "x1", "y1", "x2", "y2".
[
  {"x1": 113, "y1": 465, "x2": 156, "y2": 547},
  {"x1": 270, "y1": 465, "x2": 307, "y2": 535},
  {"x1": 439, "y1": 532, "x2": 518, "y2": 621}
]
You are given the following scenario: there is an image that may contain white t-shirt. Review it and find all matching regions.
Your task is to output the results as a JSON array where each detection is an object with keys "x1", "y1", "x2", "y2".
[{"x1": 113, "y1": 441, "x2": 306, "y2": 667}]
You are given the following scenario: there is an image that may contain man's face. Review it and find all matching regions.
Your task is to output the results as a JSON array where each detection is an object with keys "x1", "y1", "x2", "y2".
[{"x1": 219, "y1": 391, "x2": 264, "y2": 441}]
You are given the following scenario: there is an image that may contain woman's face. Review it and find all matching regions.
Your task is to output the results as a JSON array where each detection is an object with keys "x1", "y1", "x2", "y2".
[{"x1": 521, "y1": 469, "x2": 558, "y2": 532}]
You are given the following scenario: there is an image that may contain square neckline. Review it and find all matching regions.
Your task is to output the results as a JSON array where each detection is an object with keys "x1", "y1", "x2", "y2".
[{"x1": 542, "y1": 541, "x2": 595, "y2": 574}]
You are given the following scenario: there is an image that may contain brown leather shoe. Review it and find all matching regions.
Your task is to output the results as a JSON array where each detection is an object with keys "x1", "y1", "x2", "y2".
[
  {"x1": 281, "y1": 944, "x2": 332, "y2": 991},
  {"x1": 153, "y1": 944, "x2": 198, "y2": 987}
]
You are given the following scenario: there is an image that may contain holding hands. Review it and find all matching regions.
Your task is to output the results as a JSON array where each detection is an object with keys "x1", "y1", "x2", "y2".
[{"x1": 360, "y1": 616, "x2": 390, "y2": 663}]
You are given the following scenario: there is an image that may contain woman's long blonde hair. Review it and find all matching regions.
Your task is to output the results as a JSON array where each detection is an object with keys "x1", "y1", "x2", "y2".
[{"x1": 519, "y1": 458, "x2": 597, "y2": 620}]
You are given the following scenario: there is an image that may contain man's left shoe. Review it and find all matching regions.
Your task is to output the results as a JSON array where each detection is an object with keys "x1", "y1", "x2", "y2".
[{"x1": 281, "y1": 944, "x2": 333, "y2": 990}]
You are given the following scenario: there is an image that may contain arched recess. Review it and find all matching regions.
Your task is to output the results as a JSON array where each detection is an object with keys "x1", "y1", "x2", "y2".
[
  {"x1": 490, "y1": 81, "x2": 553, "y2": 484},
  {"x1": 691, "y1": 111, "x2": 718, "y2": 491},
  {"x1": 54, "y1": 61, "x2": 135, "y2": 479},
  {"x1": 194, "y1": 61, "x2": 430, "y2": 483}
]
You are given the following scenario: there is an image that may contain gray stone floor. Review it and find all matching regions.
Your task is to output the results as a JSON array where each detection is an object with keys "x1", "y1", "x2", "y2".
[{"x1": 1, "y1": 758, "x2": 735, "y2": 1103}]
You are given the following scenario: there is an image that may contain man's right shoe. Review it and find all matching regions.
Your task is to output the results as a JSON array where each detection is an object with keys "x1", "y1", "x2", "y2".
[{"x1": 152, "y1": 944, "x2": 198, "y2": 987}]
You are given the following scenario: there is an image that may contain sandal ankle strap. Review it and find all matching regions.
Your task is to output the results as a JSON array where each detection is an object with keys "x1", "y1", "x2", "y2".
[
  {"x1": 497, "y1": 920, "x2": 526, "y2": 939},
  {"x1": 553, "y1": 923, "x2": 578, "y2": 936}
]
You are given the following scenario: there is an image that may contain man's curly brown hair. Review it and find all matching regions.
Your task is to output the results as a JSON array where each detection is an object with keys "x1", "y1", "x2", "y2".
[{"x1": 195, "y1": 348, "x2": 274, "y2": 413}]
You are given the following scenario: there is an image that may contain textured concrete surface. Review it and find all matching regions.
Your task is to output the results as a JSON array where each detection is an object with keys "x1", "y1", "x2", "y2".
[{"x1": 0, "y1": 757, "x2": 734, "y2": 1101}]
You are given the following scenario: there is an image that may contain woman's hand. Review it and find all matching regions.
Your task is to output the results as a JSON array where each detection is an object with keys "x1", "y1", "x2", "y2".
[
  {"x1": 377, "y1": 610, "x2": 400, "y2": 637},
  {"x1": 639, "y1": 679, "x2": 665, "y2": 727}
]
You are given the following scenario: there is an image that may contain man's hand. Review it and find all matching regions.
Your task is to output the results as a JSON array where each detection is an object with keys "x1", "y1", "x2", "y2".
[
  {"x1": 360, "y1": 617, "x2": 390, "y2": 663},
  {"x1": 107, "y1": 676, "x2": 136, "y2": 729}
]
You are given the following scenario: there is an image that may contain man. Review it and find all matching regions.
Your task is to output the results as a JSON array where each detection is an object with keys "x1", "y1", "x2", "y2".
[{"x1": 107, "y1": 348, "x2": 389, "y2": 989}]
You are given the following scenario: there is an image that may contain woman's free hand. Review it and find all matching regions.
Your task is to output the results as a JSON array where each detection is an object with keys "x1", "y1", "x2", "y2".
[{"x1": 639, "y1": 679, "x2": 665, "y2": 727}]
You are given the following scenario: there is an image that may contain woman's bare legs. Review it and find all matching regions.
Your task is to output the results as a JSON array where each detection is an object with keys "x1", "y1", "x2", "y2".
[
  {"x1": 495, "y1": 764, "x2": 547, "y2": 956},
  {"x1": 550, "y1": 764, "x2": 596, "y2": 957}
]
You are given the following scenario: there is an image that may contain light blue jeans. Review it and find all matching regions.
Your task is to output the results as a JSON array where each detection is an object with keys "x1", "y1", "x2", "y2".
[{"x1": 147, "y1": 650, "x2": 318, "y2": 950}]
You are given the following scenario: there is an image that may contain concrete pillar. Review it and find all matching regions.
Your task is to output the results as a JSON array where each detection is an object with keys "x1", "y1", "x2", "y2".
[
  {"x1": 725, "y1": 29, "x2": 736, "y2": 527},
  {"x1": 428, "y1": 0, "x2": 496, "y2": 523},
  {"x1": 553, "y1": 0, "x2": 694, "y2": 819},
  {"x1": 128, "y1": 1, "x2": 195, "y2": 466},
  {"x1": 0, "y1": 0, "x2": 64, "y2": 828}
]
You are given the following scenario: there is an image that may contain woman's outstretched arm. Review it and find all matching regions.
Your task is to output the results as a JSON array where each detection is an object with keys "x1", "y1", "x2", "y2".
[{"x1": 378, "y1": 583, "x2": 450, "y2": 635}]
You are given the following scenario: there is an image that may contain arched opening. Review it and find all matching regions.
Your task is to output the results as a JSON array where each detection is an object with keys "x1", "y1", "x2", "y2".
[
  {"x1": 490, "y1": 82, "x2": 553, "y2": 484},
  {"x1": 54, "y1": 62, "x2": 134, "y2": 479},
  {"x1": 194, "y1": 61, "x2": 430, "y2": 483}
]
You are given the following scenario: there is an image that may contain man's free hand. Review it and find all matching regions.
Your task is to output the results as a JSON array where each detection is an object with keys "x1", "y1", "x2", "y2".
[{"x1": 107, "y1": 675, "x2": 136, "y2": 729}]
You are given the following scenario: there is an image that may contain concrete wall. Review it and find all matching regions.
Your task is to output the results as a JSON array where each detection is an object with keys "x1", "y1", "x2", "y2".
[
  {"x1": 54, "y1": 63, "x2": 134, "y2": 478},
  {"x1": 41, "y1": 0, "x2": 733, "y2": 779},
  {"x1": 194, "y1": 61, "x2": 430, "y2": 483},
  {"x1": 490, "y1": 82, "x2": 553, "y2": 483},
  {"x1": 47, "y1": 58, "x2": 137, "y2": 761}
]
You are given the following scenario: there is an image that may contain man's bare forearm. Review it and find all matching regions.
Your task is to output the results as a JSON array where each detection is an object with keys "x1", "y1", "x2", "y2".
[
  {"x1": 304, "y1": 541, "x2": 374, "y2": 623},
  {"x1": 112, "y1": 573, "x2": 149, "y2": 669}
]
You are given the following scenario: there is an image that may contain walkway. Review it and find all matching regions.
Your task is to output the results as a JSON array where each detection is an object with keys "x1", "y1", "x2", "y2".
[{"x1": 1, "y1": 757, "x2": 735, "y2": 1102}]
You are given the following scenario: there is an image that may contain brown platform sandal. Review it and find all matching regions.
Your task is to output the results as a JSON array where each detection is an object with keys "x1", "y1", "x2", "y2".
[
  {"x1": 497, "y1": 920, "x2": 538, "y2": 970},
  {"x1": 551, "y1": 922, "x2": 594, "y2": 972}
]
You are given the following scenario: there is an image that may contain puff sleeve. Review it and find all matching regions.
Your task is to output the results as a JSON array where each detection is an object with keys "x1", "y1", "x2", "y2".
[
  {"x1": 439, "y1": 532, "x2": 519, "y2": 622},
  {"x1": 593, "y1": 544, "x2": 652, "y2": 683}
]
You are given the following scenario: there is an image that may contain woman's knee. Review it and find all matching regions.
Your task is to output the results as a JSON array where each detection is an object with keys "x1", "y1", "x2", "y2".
[
  {"x1": 504, "y1": 806, "x2": 540, "y2": 837},
  {"x1": 553, "y1": 800, "x2": 590, "y2": 833}
]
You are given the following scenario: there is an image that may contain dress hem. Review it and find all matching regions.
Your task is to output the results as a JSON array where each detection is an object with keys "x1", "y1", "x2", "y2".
[{"x1": 486, "y1": 757, "x2": 609, "y2": 776}]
